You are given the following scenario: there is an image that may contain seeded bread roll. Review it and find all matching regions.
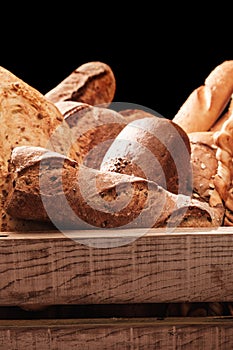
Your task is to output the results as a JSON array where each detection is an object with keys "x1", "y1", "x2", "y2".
[
  {"x1": 5, "y1": 146, "x2": 224, "y2": 229},
  {"x1": 45, "y1": 61, "x2": 116, "y2": 107},
  {"x1": 188, "y1": 131, "x2": 218, "y2": 202},
  {"x1": 0, "y1": 66, "x2": 67, "y2": 231},
  {"x1": 100, "y1": 116, "x2": 192, "y2": 195},
  {"x1": 173, "y1": 60, "x2": 233, "y2": 133}
]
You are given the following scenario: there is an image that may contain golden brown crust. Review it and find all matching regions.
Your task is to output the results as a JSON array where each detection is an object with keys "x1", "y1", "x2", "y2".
[
  {"x1": 172, "y1": 61, "x2": 233, "y2": 133},
  {"x1": 0, "y1": 66, "x2": 65, "y2": 231},
  {"x1": 210, "y1": 96, "x2": 233, "y2": 131},
  {"x1": 45, "y1": 61, "x2": 116, "y2": 106},
  {"x1": 212, "y1": 115, "x2": 233, "y2": 210}
]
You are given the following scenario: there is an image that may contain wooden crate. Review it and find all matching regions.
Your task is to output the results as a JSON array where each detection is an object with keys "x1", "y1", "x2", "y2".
[{"x1": 1, "y1": 227, "x2": 233, "y2": 349}]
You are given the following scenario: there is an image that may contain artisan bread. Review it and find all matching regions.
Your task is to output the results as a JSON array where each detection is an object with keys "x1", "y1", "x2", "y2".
[
  {"x1": 212, "y1": 112, "x2": 233, "y2": 225},
  {"x1": 100, "y1": 116, "x2": 192, "y2": 195},
  {"x1": 188, "y1": 131, "x2": 218, "y2": 202},
  {"x1": 5, "y1": 146, "x2": 224, "y2": 229},
  {"x1": 0, "y1": 66, "x2": 68, "y2": 231},
  {"x1": 45, "y1": 61, "x2": 116, "y2": 106},
  {"x1": 210, "y1": 96, "x2": 233, "y2": 131},
  {"x1": 172, "y1": 60, "x2": 233, "y2": 133},
  {"x1": 55, "y1": 101, "x2": 127, "y2": 169}
]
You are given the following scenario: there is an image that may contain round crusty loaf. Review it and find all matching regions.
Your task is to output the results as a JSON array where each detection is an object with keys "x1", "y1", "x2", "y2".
[
  {"x1": 45, "y1": 61, "x2": 116, "y2": 107},
  {"x1": 172, "y1": 60, "x2": 233, "y2": 133},
  {"x1": 5, "y1": 146, "x2": 224, "y2": 230},
  {"x1": 0, "y1": 65, "x2": 66, "y2": 231},
  {"x1": 100, "y1": 116, "x2": 192, "y2": 195}
]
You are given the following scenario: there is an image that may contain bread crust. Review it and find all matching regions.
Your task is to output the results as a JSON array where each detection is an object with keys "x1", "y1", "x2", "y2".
[
  {"x1": 100, "y1": 116, "x2": 192, "y2": 195},
  {"x1": 188, "y1": 131, "x2": 218, "y2": 202},
  {"x1": 6, "y1": 146, "x2": 224, "y2": 229},
  {"x1": 55, "y1": 101, "x2": 127, "y2": 168},
  {"x1": 45, "y1": 61, "x2": 116, "y2": 106},
  {"x1": 0, "y1": 66, "x2": 65, "y2": 231},
  {"x1": 172, "y1": 61, "x2": 233, "y2": 133},
  {"x1": 210, "y1": 96, "x2": 233, "y2": 131}
]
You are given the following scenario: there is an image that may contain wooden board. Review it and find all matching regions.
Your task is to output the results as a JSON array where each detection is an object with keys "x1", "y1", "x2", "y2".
[
  {"x1": 1, "y1": 227, "x2": 233, "y2": 307},
  {"x1": 0, "y1": 317, "x2": 233, "y2": 349}
]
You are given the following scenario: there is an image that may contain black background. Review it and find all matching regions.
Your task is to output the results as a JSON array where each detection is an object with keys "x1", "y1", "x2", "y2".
[{"x1": 1, "y1": 6, "x2": 232, "y2": 120}]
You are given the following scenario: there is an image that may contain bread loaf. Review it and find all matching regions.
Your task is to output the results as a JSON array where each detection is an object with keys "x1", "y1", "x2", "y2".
[
  {"x1": 55, "y1": 101, "x2": 127, "y2": 169},
  {"x1": 5, "y1": 146, "x2": 224, "y2": 229},
  {"x1": 0, "y1": 66, "x2": 68, "y2": 231},
  {"x1": 212, "y1": 111, "x2": 233, "y2": 225},
  {"x1": 172, "y1": 60, "x2": 233, "y2": 133},
  {"x1": 45, "y1": 61, "x2": 116, "y2": 107},
  {"x1": 100, "y1": 116, "x2": 192, "y2": 195},
  {"x1": 210, "y1": 96, "x2": 233, "y2": 131}
]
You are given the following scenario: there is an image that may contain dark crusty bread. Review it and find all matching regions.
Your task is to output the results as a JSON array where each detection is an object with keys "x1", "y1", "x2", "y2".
[
  {"x1": 55, "y1": 101, "x2": 127, "y2": 169},
  {"x1": 5, "y1": 146, "x2": 224, "y2": 229},
  {"x1": 45, "y1": 61, "x2": 116, "y2": 107},
  {"x1": 188, "y1": 131, "x2": 218, "y2": 202},
  {"x1": 0, "y1": 66, "x2": 68, "y2": 231},
  {"x1": 100, "y1": 116, "x2": 192, "y2": 195}
]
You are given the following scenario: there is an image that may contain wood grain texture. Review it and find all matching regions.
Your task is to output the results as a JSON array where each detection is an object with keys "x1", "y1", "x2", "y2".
[
  {"x1": 0, "y1": 317, "x2": 233, "y2": 350},
  {"x1": 1, "y1": 227, "x2": 233, "y2": 307}
]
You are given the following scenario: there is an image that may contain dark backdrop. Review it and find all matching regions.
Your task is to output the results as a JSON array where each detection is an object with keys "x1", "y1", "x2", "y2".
[{"x1": 1, "y1": 7, "x2": 232, "y2": 120}]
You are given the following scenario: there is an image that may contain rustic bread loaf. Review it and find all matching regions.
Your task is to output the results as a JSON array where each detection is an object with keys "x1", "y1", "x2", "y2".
[
  {"x1": 45, "y1": 61, "x2": 116, "y2": 107},
  {"x1": 0, "y1": 66, "x2": 69, "y2": 231},
  {"x1": 100, "y1": 116, "x2": 192, "y2": 195},
  {"x1": 54, "y1": 101, "x2": 127, "y2": 169},
  {"x1": 172, "y1": 60, "x2": 233, "y2": 133},
  {"x1": 5, "y1": 146, "x2": 224, "y2": 229}
]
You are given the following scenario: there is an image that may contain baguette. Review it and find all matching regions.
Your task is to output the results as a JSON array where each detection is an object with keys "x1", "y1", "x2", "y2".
[
  {"x1": 45, "y1": 61, "x2": 116, "y2": 106},
  {"x1": 5, "y1": 146, "x2": 224, "y2": 229},
  {"x1": 210, "y1": 96, "x2": 233, "y2": 131},
  {"x1": 172, "y1": 60, "x2": 233, "y2": 133},
  {"x1": 212, "y1": 112, "x2": 233, "y2": 223}
]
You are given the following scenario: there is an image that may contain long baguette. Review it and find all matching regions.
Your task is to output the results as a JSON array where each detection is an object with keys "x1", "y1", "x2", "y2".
[
  {"x1": 5, "y1": 146, "x2": 224, "y2": 230},
  {"x1": 172, "y1": 60, "x2": 233, "y2": 133}
]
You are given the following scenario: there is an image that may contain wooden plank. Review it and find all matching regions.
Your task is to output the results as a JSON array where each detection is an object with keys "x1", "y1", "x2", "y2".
[
  {"x1": 0, "y1": 317, "x2": 233, "y2": 349},
  {"x1": 1, "y1": 227, "x2": 233, "y2": 307}
]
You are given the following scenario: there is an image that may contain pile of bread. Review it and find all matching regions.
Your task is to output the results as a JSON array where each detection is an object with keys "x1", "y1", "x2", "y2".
[{"x1": 0, "y1": 60, "x2": 233, "y2": 232}]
